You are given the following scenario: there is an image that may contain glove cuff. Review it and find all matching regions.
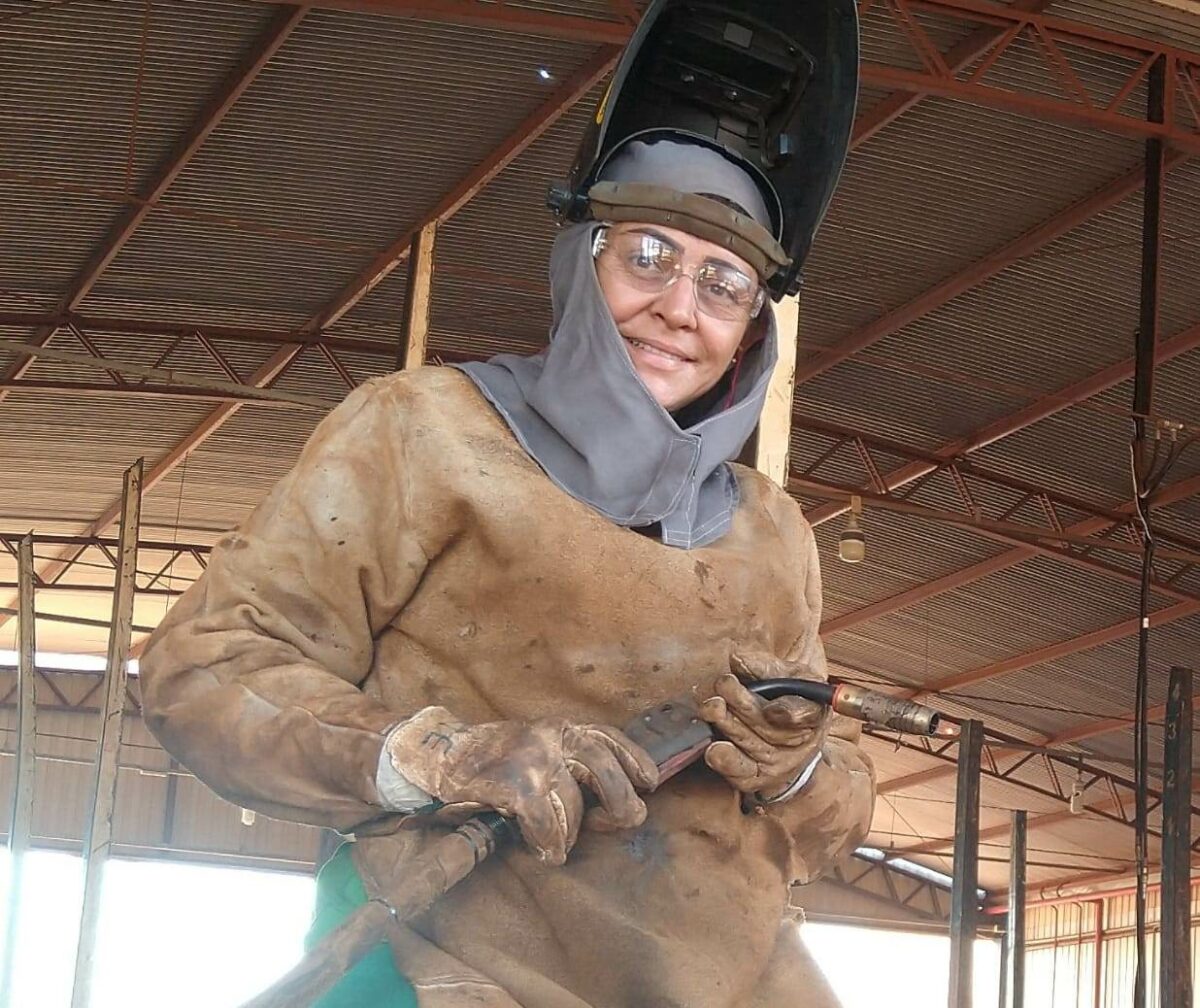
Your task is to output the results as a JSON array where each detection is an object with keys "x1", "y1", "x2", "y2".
[
  {"x1": 755, "y1": 751, "x2": 823, "y2": 806},
  {"x1": 381, "y1": 706, "x2": 465, "y2": 800}
]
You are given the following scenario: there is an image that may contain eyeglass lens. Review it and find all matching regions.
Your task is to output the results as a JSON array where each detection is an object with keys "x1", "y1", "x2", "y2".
[{"x1": 598, "y1": 231, "x2": 762, "y2": 322}]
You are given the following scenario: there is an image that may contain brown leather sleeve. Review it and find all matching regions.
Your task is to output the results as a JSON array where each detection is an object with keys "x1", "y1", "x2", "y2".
[
  {"x1": 140, "y1": 377, "x2": 437, "y2": 831},
  {"x1": 771, "y1": 513, "x2": 877, "y2": 882}
]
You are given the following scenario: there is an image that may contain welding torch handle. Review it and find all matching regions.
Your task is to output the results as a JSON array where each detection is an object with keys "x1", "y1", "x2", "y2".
[{"x1": 745, "y1": 678, "x2": 945, "y2": 736}]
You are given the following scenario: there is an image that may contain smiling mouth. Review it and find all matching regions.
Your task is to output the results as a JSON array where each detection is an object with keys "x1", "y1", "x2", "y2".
[{"x1": 624, "y1": 336, "x2": 694, "y2": 364}]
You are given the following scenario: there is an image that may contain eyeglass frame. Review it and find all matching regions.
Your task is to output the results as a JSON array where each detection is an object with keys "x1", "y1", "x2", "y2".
[{"x1": 590, "y1": 224, "x2": 767, "y2": 323}]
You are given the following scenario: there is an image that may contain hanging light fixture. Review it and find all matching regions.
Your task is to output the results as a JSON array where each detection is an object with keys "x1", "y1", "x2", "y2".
[
  {"x1": 1069, "y1": 768, "x2": 1085, "y2": 814},
  {"x1": 839, "y1": 495, "x2": 865, "y2": 564}
]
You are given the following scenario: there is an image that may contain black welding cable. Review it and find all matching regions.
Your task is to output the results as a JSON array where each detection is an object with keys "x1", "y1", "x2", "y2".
[{"x1": 1130, "y1": 435, "x2": 1158, "y2": 1008}]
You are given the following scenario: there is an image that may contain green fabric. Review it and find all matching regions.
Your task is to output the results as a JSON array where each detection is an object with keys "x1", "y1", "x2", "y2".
[{"x1": 306, "y1": 843, "x2": 419, "y2": 1007}]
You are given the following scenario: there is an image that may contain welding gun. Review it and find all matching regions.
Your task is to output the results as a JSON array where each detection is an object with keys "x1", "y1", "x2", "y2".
[
  {"x1": 625, "y1": 677, "x2": 950, "y2": 784},
  {"x1": 243, "y1": 677, "x2": 948, "y2": 1008}
]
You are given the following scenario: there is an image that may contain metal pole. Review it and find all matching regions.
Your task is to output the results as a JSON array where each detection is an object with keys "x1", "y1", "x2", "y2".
[
  {"x1": 1131, "y1": 53, "x2": 1167, "y2": 1008},
  {"x1": 70, "y1": 461, "x2": 143, "y2": 1008},
  {"x1": 997, "y1": 929, "x2": 1008, "y2": 1008},
  {"x1": 1005, "y1": 810, "x2": 1026, "y2": 1008},
  {"x1": 1159, "y1": 667, "x2": 1193, "y2": 1007},
  {"x1": 949, "y1": 719, "x2": 984, "y2": 1008},
  {"x1": 0, "y1": 535, "x2": 38, "y2": 1004},
  {"x1": 1091, "y1": 900, "x2": 1104, "y2": 1008}
]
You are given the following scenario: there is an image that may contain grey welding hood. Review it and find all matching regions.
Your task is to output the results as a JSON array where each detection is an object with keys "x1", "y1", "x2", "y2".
[{"x1": 547, "y1": 0, "x2": 860, "y2": 299}]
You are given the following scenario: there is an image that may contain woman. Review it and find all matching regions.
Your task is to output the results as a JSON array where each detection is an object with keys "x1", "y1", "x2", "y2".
[
  {"x1": 141, "y1": 4, "x2": 874, "y2": 1003},
  {"x1": 140, "y1": 143, "x2": 874, "y2": 1007}
]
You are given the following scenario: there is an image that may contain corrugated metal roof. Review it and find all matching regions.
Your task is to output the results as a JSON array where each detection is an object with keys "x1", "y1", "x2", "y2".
[{"x1": 4, "y1": 0, "x2": 1199, "y2": 893}]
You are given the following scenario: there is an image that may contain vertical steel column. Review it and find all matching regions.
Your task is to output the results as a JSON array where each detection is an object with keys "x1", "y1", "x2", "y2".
[
  {"x1": 949, "y1": 719, "x2": 984, "y2": 1008},
  {"x1": 0, "y1": 534, "x2": 38, "y2": 1004},
  {"x1": 1091, "y1": 900, "x2": 1104, "y2": 1008},
  {"x1": 1005, "y1": 810, "x2": 1026, "y2": 1008},
  {"x1": 1159, "y1": 667, "x2": 1193, "y2": 1008},
  {"x1": 70, "y1": 461, "x2": 143, "y2": 1008},
  {"x1": 1131, "y1": 54, "x2": 1167, "y2": 1008},
  {"x1": 997, "y1": 930, "x2": 1008, "y2": 1008}
]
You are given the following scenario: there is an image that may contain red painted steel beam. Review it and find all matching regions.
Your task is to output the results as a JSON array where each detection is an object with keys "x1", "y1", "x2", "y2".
[
  {"x1": 860, "y1": 64, "x2": 1200, "y2": 154},
  {"x1": 793, "y1": 413, "x2": 1200, "y2": 555},
  {"x1": 856, "y1": 0, "x2": 1200, "y2": 150},
  {"x1": 878, "y1": 686, "x2": 1198, "y2": 795},
  {"x1": 851, "y1": 0, "x2": 1053, "y2": 148},
  {"x1": 315, "y1": 46, "x2": 619, "y2": 327},
  {"x1": 819, "y1": 436, "x2": 1200, "y2": 637},
  {"x1": 249, "y1": 0, "x2": 1200, "y2": 153},
  {"x1": 0, "y1": 47, "x2": 617, "y2": 630},
  {"x1": 794, "y1": 150, "x2": 1190, "y2": 387},
  {"x1": 252, "y1": 0, "x2": 632, "y2": 44},
  {"x1": 0, "y1": 7, "x2": 308, "y2": 401},
  {"x1": 890, "y1": 773, "x2": 1200, "y2": 859},
  {"x1": 0, "y1": 312, "x2": 395, "y2": 358},
  {"x1": 604, "y1": 0, "x2": 642, "y2": 26},
  {"x1": 0, "y1": 378, "x2": 309, "y2": 407}
]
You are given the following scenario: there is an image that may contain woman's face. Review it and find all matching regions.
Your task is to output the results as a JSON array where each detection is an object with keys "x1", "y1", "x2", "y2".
[{"x1": 595, "y1": 222, "x2": 759, "y2": 413}]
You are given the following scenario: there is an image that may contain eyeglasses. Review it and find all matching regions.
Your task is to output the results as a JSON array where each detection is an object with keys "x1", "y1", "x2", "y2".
[{"x1": 592, "y1": 227, "x2": 765, "y2": 323}]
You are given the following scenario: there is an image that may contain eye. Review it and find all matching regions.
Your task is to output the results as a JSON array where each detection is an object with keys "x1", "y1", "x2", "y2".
[
  {"x1": 623, "y1": 236, "x2": 675, "y2": 274},
  {"x1": 698, "y1": 267, "x2": 752, "y2": 304},
  {"x1": 700, "y1": 279, "x2": 737, "y2": 302}
]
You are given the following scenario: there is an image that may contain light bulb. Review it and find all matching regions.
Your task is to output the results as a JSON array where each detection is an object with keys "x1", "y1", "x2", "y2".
[
  {"x1": 1068, "y1": 782, "x2": 1084, "y2": 814},
  {"x1": 839, "y1": 501, "x2": 865, "y2": 564}
]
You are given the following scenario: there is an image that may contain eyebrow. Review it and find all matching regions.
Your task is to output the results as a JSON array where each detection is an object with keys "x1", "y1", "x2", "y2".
[{"x1": 627, "y1": 226, "x2": 748, "y2": 275}]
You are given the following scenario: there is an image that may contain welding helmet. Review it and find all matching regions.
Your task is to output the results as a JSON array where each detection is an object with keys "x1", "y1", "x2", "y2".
[{"x1": 547, "y1": 0, "x2": 859, "y2": 300}]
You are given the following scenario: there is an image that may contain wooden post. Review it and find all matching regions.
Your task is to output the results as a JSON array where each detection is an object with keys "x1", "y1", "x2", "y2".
[
  {"x1": 755, "y1": 295, "x2": 799, "y2": 487},
  {"x1": 0, "y1": 534, "x2": 38, "y2": 1004},
  {"x1": 70, "y1": 461, "x2": 143, "y2": 1008},
  {"x1": 397, "y1": 222, "x2": 437, "y2": 371}
]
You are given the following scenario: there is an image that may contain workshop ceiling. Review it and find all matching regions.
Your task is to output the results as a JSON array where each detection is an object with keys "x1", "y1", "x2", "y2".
[{"x1": 3, "y1": 0, "x2": 1200, "y2": 899}]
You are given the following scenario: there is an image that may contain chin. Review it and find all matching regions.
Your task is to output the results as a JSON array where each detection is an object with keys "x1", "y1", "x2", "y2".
[{"x1": 642, "y1": 380, "x2": 690, "y2": 412}]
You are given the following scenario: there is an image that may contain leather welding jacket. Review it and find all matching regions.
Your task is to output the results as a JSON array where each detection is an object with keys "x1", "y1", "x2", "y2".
[{"x1": 140, "y1": 367, "x2": 876, "y2": 1008}]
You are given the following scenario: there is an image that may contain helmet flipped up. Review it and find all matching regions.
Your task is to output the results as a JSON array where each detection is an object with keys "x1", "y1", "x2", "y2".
[{"x1": 548, "y1": 0, "x2": 859, "y2": 300}]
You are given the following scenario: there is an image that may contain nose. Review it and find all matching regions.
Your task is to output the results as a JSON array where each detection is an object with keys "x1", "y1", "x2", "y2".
[{"x1": 653, "y1": 273, "x2": 699, "y2": 329}]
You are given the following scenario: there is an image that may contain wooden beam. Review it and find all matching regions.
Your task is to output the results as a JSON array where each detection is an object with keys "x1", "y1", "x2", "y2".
[
  {"x1": 398, "y1": 222, "x2": 437, "y2": 370},
  {"x1": 70, "y1": 461, "x2": 143, "y2": 1008},
  {"x1": 755, "y1": 296, "x2": 800, "y2": 487}
]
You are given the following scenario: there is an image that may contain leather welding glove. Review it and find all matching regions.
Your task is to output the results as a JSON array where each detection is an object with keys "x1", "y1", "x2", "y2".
[
  {"x1": 381, "y1": 706, "x2": 659, "y2": 866},
  {"x1": 698, "y1": 652, "x2": 831, "y2": 800}
]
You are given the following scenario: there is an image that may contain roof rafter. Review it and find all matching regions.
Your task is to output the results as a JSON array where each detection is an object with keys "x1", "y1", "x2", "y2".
[
  {"x1": 879, "y1": 690, "x2": 1195, "y2": 795},
  {"x1": 861, "y1": 0, "x2": 1200, "y2": 154},
  {"x1": 865, "y1": 724, "x2": 1200, "y2": 859},
  {"x1": 0, "y1": 45, "x2": 619, "y2": 631},
  {"x1": 851, "y1": 0, "x2": 1054, "y2": 148},
  {"x1": 795, "y1": 150, "x2": 1190, "y2": 386},
  {"x1": 252, "y1": 0, "x2": 632, "y2": 43},
  {"x1": 0, "y1": 6, "x2": 309, "y2": 403},
  {"x1": 820, "y1": 464, "x2": 1200, "y2": 638},
  {"x1": 793, "y1": 414, "x2": 1200, "y2": 557},
  {"x1": 250, "y1": 0, "x2": 1200, "y2": 153}
]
